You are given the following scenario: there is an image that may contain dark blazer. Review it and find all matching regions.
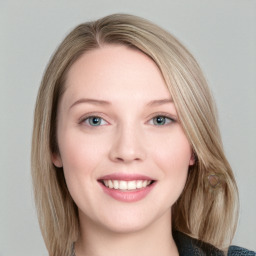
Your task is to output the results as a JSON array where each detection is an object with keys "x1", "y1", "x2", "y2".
[{"x1": 173, "y1": 230, "x2": 256, "y2": 256}]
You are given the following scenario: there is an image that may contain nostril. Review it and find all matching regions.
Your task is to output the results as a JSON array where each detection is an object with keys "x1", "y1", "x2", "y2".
[{"x1": 108, "y1": 137, "x2": 147, "y2": 163}]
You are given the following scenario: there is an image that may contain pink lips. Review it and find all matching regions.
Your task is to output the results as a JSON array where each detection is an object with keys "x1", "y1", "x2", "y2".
[
  {"x1": 98, "y1": 173, "x2": 156, "y2": 202},
  {"x1": 99, "y1": 173, "x2": 153, "y2": 181}
]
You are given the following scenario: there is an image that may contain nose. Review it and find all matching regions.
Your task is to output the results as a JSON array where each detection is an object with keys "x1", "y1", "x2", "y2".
[{"x1": 109, "y1": 124, "x2": 147, "y2": 163}]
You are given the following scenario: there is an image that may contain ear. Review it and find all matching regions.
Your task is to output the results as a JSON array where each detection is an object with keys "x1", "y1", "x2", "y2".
[
  {"x1": 52, "y1": 153, "x2": 63, "y2": 168},
  {"x1": 189, "y1": 151, "x2": 196, "y2": 166}
]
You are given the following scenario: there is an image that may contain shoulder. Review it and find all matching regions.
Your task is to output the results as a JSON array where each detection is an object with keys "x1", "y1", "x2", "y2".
[
  {"x1": 173, "y1": 230, "x2": 255, "y2": 256},
  {"x1": 228, "y1": 246, "x2": 256, "y2": 256},
  {"x1": 173, "y1": 230, "x2": 224, "y2": 256}
]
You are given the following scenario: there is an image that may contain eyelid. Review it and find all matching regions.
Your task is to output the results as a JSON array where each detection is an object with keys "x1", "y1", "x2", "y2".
[
  {"x1": 77, "y1": 111, "x2": 177, "y2": 126},
  {"x1": 78, "y1": 112, "x2": 110, "y2": 125},
  {"x1": 147, "y1": 112, "x2": 177, "y2": 122}
]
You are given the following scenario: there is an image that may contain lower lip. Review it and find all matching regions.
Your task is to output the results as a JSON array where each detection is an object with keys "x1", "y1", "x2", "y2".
[{"x1": 99, "y1": 182, "x2": 156, "y2": 202}]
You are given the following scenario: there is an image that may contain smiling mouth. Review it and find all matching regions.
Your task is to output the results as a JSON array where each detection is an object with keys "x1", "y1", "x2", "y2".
[{"x1": 99, "y1": 180, "x2": 155, "y2": 191}]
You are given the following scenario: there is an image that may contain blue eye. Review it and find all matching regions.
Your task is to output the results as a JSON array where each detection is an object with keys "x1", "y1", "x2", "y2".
[
  {"x1": 151, "y1": 116, "x2": 173, "y2": 126},
  {"x1": 84, "y1": 116, "x2": 107, "y2": 126}
]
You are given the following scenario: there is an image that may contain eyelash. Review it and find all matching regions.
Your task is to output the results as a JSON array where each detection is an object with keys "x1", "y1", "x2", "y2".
[
  {"x1": 79, "y1": 113, "x2": 176, "y2": 127},
  {"x1": 149, "y1": 115, "x2": 175, "y2": 126},
  {"x1": 80, "y1": 115, "x2": 108, "y2": 127}
]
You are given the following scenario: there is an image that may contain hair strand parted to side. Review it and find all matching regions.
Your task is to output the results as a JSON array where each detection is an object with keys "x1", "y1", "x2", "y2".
[{"x1": 31, "y1": 13, "x2": 238, "y2": 256}]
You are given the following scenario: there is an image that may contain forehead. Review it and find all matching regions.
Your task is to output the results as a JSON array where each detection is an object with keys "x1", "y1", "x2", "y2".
[{"x1": 63, "y1": 44, "x2": 172, "y2": 106}]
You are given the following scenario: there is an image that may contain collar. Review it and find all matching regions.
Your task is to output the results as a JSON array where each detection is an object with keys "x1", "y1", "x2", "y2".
[{"x1": 173, "y1": 230, "x2": 224, "y2": 256}]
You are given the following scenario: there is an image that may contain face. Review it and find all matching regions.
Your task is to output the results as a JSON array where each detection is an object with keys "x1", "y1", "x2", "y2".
[{"x1": 53, "y1": 45, "x2": 194, "y2": 234}]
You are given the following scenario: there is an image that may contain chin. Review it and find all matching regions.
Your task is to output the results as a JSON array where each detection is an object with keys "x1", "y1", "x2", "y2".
[
  {"x1": 101, "y1": 219, "x2": 152, "y2": 235},
  {"x1": 94, "y1": 205, "x2": 170, "y2": 235}
]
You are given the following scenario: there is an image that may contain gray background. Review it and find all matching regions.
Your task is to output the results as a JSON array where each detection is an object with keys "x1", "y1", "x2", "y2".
[{"x1": 0, "y1": 0, "x2": 255, "y2": 255}]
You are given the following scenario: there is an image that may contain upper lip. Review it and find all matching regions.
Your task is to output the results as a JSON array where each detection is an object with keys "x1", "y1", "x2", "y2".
[{"x1": 98, "y1": 173, "x2": 155, "y2": 181}]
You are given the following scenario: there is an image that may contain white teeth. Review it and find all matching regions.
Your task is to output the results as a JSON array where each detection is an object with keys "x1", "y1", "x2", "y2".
[
  {"x1": 136, "y1": 180, "x2": 142, "y2": 188},
  {"x1": 108, "y1": 180, "x2": 114, "y2": 189},
  {"x1": 102, "y1": 180, "x2": 152, "y2": 190},
  {"x1": 142, "y1": 180, "x2": 148, "y2": 188},
  {"x1": 127, "y1": 181, "x2": 136, "y2": 190},
  {"x1": 119, "y1": 181, "x2": 127, "y2": 190},
  {"x1": 113, "y1": 180, "x2": 119, "y2": 189}
]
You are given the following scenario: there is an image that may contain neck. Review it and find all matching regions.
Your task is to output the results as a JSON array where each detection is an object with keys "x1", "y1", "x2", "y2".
[{"x1": 75, "y1": 210, "x2": 179, "y2": 256}]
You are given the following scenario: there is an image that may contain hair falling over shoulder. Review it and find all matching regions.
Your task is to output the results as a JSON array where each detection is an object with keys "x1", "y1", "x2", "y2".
[{"x1": 31, "y1": 13, "x2": 239, "y2": 256}]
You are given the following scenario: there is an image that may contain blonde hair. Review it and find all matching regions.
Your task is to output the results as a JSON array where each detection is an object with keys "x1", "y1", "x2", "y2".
[{"x1": 31, "y1": 13, "x2": 239, "y2": 256}]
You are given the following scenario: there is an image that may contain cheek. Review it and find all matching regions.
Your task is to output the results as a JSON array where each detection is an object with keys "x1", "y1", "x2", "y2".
[
  {"x1": 57, "y1": 131, "x2": 110, "y2": 209},
  {"x1": 144, "y1": 130, "x2": 192, "y2": 211},
  {"x1": 152, "y1": 131, "x2": 192, "y2": 169},
  {"x1": 151, "y1": 130, "x2": 192, "y2": 190},
  {"x1": 58, "y1": 131, "x2": 108, "y2": 184}
]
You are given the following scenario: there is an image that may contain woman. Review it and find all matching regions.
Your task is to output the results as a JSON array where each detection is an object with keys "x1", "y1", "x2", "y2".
[{"x1": 31, "y1": 14, "x2": 255, "y2": 256}]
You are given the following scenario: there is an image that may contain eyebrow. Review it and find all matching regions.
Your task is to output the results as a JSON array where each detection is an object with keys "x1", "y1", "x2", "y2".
[
  {"x1": 69, "y1": 97, "x2": 173, "y2": 110},
  {"x1": 146, "y1": 98, "x2": 173, "y2": 106},
  {"x1": 69, "y1": 98, "x2": 111, "y2": 109}
]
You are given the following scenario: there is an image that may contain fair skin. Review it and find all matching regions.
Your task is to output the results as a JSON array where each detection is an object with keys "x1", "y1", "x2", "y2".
[{"x1": 53, "y1": 44, "x2": 195, "y2": 256}]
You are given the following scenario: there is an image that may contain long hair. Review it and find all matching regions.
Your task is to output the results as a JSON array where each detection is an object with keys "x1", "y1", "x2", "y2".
[{"x1": 31, "y1": 13, "x2": 239, "y2": 256}]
